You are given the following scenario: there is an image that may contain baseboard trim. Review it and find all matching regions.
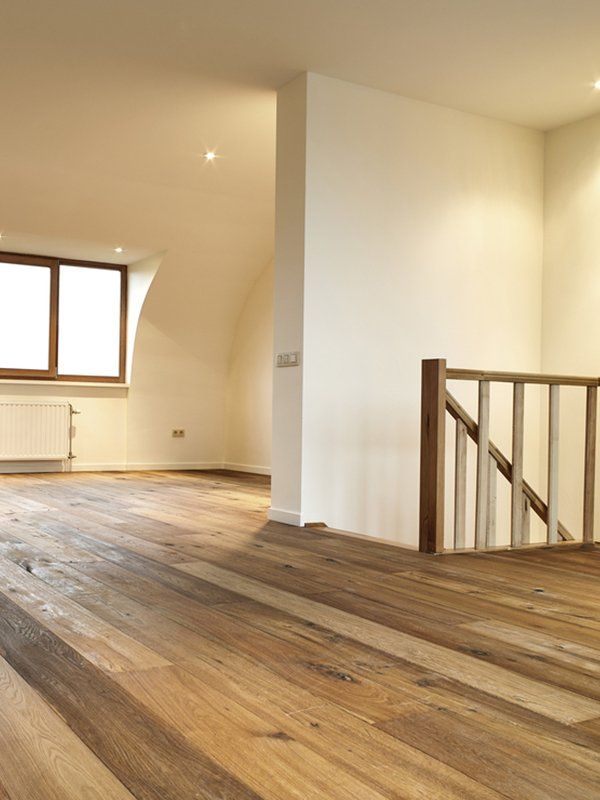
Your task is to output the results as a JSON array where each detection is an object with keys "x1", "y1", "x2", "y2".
[
  {"x1": 313, "y1": 523, "x2": 418, "y2": 551},
  {"x1": 72, "y1": 463, "x2": 127, "y2": 472},
  {"x1": 125, "y1": 462, "x2": 224, "y2": 472},
  {"x1": 267, "y1": 507, "x2": 304, "y2": 526},
  {"x1": 223, "y1": 462, "x2": 271, "y2": 476},
  {"x1": 1, "y1": 460, "x2": 271, "y2": 476}
]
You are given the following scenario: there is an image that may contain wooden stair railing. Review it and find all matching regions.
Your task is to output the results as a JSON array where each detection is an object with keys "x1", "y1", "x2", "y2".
[{"x1": 419, "y1": 359, "x2": 598, "y2": 554}]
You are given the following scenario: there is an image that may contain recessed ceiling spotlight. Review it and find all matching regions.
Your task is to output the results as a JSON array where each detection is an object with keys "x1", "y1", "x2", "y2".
[
  {"x1": 594, "y1": 79, "x2": 600, "y2": 90},
  {"x1": 114, "y1": 246, "x2": 124, "y2": 254},
  {"x1": 204, "y1": 151, "x2": 217, "y2": 161}
]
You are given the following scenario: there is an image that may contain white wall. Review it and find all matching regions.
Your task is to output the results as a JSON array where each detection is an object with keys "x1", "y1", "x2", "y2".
[
  {"x1": 543, "y1": 113, "x2": 600, "y2": 374},
  {"x1": 271, "y1": 75, "x2": 309, "y2": 523},
  {"x1": 0, "y1": 245, "x2": 152, "y2": 474},
  {"x1": 273, "y1": 73, "x2": 545, "y2": 545},
  {"x1": 543, "y1": 112, "x2": 600, "y2": 534},
  {"x1": 0, "y1": 241, "x2": 273, "y2": 475},
  {"x1": 224, "y1": 261, "x2": 273, "y2": 474},
  {"x1": 0, "y1": 80, "x2": 275, "y2": 473},
  {"x1": 0, "y1": 384, "x2": 127, "y2": 472}
]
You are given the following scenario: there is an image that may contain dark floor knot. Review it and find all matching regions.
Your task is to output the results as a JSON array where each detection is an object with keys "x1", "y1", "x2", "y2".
[
  {"x1": 266, "y1": 731, "x2": 294, "y2": 741},
  {"x1": 306, "y1": 662, "x2": 357, "y2": 682},
  {"x1": 458, "y1": 646, "x2": 490, "y2": 657}
]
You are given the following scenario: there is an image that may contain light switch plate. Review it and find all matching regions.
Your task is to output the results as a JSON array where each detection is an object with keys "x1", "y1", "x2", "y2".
[{"x1": 276, "y1": 351, "x2": 300, "y2": 368}]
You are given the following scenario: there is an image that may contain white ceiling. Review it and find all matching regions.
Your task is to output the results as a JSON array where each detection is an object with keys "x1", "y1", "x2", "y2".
[
  {"x1": 4, "y1": 0, "x2": 600, "y2": 134},
  {"x1": 1, "y1": 0, "x2": 600, "y2": 307}
]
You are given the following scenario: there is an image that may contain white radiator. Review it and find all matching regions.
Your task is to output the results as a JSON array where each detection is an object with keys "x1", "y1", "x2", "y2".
[{"x1": 0, "y1": 400, "x2": 73, "y2": 461}]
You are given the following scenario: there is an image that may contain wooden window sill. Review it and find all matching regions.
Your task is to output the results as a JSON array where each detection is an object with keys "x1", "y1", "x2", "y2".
[{"x1": 0, "y1": 379, "x2": 129, "y2": 389}]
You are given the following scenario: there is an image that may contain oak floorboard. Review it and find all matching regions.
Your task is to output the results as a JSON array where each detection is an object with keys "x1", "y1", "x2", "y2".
[
  {"x1": 0, "y1": 657, "x2": 137, "y2": 800},
  {"x1": 1, "y1": 469, "x2": 600, "y2": 799},
  {"x1": 116, "y1": 664, "x2": 395, "y2": 800},
  {"x1": 119, "y1": 663, "x2": 506, "y2": 800},
  {"x1": 0, "y1": 589, "x2": 260, "y2": 800},
  {"x1": 0, "y1": 536, "x2": 418, "y2": 724},
  {"x1": 0, "y1": 557, "x2": 169, "y2": 673},
  {"x1": 176, "y1": 559, "x2": 600, "y2": 723},
  {"x1": 378, "y1": 704, "x2": 600, "y2": 800}
]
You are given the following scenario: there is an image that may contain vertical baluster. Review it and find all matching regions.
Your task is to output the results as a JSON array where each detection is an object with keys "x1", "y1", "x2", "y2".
[
  {"x1": 475, "y1": 380, "x2": 490, "y2": 549},
  {"x1": 583, "y1": 385, "x2": 597, "y2": 546},
  {"x1": 511, "y1": 382, "x2": 525, "y2": 547},
  {"x1": 454, "y1": 418, "x2": 467, "y2": 549},
  {"x1": 487, "y1": 456, "x2": 497, "y2": 547},
  {"x1": 547, "y1": 384, "x2": 560, "y2": 544},
  {"x1": 522, "y1": 493, "x2": 531, "y2": 543}
]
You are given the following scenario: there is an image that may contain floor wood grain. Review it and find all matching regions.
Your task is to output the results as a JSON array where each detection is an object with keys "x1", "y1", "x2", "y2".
[{"x1": 0, "y1": 469, "x2": 599, "y2": 798}]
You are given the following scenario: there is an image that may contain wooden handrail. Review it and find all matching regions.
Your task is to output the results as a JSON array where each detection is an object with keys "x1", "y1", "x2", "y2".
[
  {"x1": 419, "y1": 359, "x2": 594, "y2": 554},
  {"x1": 447, "y1": 368, "x2": 599, "y2": 387},
  {"x1": 446, "y1": 392, "x2": 574, "y2": 542}
]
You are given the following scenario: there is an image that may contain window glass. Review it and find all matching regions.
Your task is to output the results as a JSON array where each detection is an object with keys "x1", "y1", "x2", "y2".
[
  {"x1": 0, "y1": 261, "x2": 51, "y2": 371},
  {"x1": 58, "y1": 265, "x2": 121, "y2": 377}
]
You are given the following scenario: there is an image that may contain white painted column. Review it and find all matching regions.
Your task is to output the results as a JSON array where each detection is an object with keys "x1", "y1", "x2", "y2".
[{"x1": 269, "y1": 74, "x2": 308, "y2": 526}]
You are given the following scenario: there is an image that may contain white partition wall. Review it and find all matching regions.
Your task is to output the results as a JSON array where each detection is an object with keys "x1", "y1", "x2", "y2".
[
  {"x1": 272, "y1": 73, "x2": 545, "y2": 545},
  {"x1": 543, "y1": 112, "x2": 600, "y2": 535},
  {"x1": 270, "y1": 75, "x2": 309, "y2": 525}
]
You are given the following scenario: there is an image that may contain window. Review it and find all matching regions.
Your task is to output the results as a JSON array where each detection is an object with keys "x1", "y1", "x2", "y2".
[
  {"x1": 58, "y1": 265, "x2": 123, "y2": 378},
  {"x1": 0, "y1": 259, "x2": 53, "y2": 375},
  {"x1": 0, "y1": 252, "x2": 126, "y2": 382}
]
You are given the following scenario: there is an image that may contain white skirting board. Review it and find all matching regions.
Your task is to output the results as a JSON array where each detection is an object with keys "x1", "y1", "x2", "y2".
[
  {"x1": 222, "y1": 462, "x2": 271, "y2": 475},
  {"x1": 72, "y1": 463, "x2": 127, "y2": 472},
  {"x1": 267, "y1": 507, "x2": 304, "y2": 526},
  {"x1": 0, "y1": 461, "x2": 271, "y2": 475},
  {"x1": 120, "y1": 462, "x2": 225, "y2": 472}
]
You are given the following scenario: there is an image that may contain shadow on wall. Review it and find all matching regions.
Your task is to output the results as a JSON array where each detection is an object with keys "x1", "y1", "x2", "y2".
[{"x1": 223, "y1": 261, "x2": 274, "y2": 475}]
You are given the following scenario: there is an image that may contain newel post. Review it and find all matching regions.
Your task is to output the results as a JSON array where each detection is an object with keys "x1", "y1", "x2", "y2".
[{"x1": 419, "y1": 358, "x2": 447, "y2": 553}]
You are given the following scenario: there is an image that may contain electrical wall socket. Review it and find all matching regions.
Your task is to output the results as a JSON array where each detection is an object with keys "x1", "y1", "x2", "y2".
[{"x1": 172, "y1": 428, "x2": 185, "y2": 438}]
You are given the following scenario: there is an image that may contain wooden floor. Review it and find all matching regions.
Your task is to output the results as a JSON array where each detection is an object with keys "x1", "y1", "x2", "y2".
[{"x1": 0, "y1": 473, "x2": 600, "y2": 799}]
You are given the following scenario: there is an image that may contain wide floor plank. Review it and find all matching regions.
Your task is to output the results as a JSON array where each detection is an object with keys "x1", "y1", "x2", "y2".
[
  {"x1": 0, "y1": 469, "x2": 599, "y2": 800},
  {"x1": 0, "y1": 657, "x2": 137, "y2": 800}
]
